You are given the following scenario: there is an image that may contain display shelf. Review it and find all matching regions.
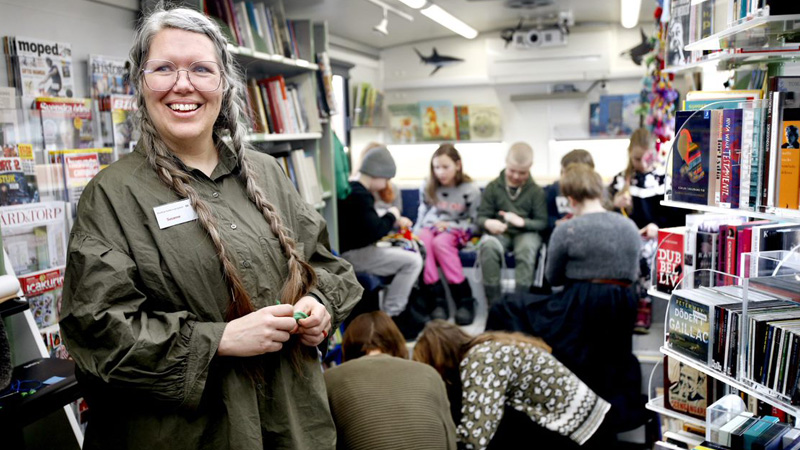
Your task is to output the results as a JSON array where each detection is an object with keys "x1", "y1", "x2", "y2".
[
  {"x1": 647, "y1": 287, "x2": 671, "y2": 301},
  {"x1": 246, "y1": 132, "x2": 322, "y2": 142},
  {"x1": 321, "y1": 190, "x2": 332, "y2": 200},
  {"x1": 661, "y1": 200, "x2": 800, "y2": 223},
  {"x1": 227, "y1": 44, "x2": 318, "y2": 75},
  {"x1": 0, "y1": 298, "x2": 27, "y2": 318},
  {"x1": 664, "y1": 49, "x2": 800, "y2": 73},
  {"x1": 684, "y1": 10, "x2": 800, "y2": 51},
  {"x1": 313, "y1": 201, "x2": 325, "y2": 210},
  {"x1": 646, "y1": 395, "x2": 708, "y2": 428},
  {"x1": 661, "y1": 346, "x2": 800, "y2": 417},
  {"x1": 0, "y1": 358, "x2": 81, "y2": 424}
]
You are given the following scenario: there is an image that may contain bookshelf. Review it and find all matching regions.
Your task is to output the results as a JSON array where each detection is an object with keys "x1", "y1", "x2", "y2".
[
  {"x1": 651, "y1": 3, "x2": 800, "y2": 443},
  {"x1": 647, "y1": 287, "x2": 671, "y2": 301}
]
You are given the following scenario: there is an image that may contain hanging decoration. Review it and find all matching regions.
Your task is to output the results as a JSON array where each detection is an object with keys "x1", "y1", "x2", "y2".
[{"x1": 641, "y1": 0, "x2": 679, "y2": 160}]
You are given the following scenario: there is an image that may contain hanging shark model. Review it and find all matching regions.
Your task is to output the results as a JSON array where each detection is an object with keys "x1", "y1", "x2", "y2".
[
  {"x1": 619, "y1": 28, "x2": 654, "y2": 66},
  {"x1": 414, "y1": 48, "x2": 464, "y2": 76}
]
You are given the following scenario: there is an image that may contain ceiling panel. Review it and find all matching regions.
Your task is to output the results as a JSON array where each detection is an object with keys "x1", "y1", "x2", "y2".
[{"x1": 285, "y1": 0, "x2": 657, "y2": 49}]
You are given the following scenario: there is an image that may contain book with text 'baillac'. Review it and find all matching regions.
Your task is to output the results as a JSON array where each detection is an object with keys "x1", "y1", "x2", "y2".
[{"x1": 672, "y1": 110, "x2": 712, "y2": 205}]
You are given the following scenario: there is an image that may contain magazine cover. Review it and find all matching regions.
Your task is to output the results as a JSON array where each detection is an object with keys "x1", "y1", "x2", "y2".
[
  {"x1": 109, "y1": 95, "x2": 138, "y2": 156},
  {"x1": 672, "y1": 110, "x2": 712, "y2": 205},
  {"x1": 0, "y1": 143, "x2": 37, "y2": 205},
  {"x1": 42, "y1": 149, "x2": 108, "y2": 211},
  {"x1": 34, "y1": 97, "x2": 95, "y2": 151},
  {"x1": 419, "y1": 100, "x2": 456, "y2": 141},
  {"x1": 20, "y1": 267, "x2": 64, "y2": 330},
  {"x1": 468, "y1": 105, "x2": 502, "y2": 141},
  {"x1": 88, "y1": 54, "x2": 132, "y2": 100},
  {"x1": 388, "y1": 103, "x2": 421, "y2": 144},
  {"x1": 664, "y1": 356, "x2": 709, "y2": 420},
  {"x1": 9, "y1": 36, "x2": 73, "y2": 100},
  {"x1": 0, "y1": 201, "x2": 68, "y2": 277}
]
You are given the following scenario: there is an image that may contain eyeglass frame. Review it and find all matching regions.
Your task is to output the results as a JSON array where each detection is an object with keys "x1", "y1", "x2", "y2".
[{"x1": 140, "y1": 59, "x2": 225, "y2": 92}]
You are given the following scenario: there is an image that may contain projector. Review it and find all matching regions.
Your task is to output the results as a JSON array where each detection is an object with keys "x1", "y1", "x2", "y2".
[{"x1": 512, "y1": 27, "x2": 567, "y2": 48}]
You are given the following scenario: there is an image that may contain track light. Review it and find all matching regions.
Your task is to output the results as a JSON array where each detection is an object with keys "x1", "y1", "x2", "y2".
[
  {"x1": 374, "y1": 8, "x2": 389, "y2": 35},
  {"x1": 621, "y1": 0, "x2": 642, "y2": 29}
]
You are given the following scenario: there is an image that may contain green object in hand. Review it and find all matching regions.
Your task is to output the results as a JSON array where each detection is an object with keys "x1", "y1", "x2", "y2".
[{"x1": 293, "y1": 311, "x2": 308, "y2": 321}]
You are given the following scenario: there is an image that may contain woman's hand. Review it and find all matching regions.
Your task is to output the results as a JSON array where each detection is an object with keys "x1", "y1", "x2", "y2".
[
  {"x1": 217, "y1": 304, "x2": 298, "y2": 357},
  {"x1": 293, "y1": 296, "x2": 332, "y2": 347},
  {"x1": 640, "y1": 223, "x2": 659, "y2": 240}
]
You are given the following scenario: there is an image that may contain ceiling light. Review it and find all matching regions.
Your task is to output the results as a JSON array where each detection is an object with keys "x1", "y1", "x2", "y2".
[
  {"x1": 396, "y1": 0, "x2": 427, "y2": 9},
  {"x1": 420, "y1": 4, "x2": 478, "y2": 39},
  {"x1": 374, "y1": 8, "x2": 389, "y2": 35},
  {"x1": 620, "y1": 0, "x2": 642, "y2": 29}
]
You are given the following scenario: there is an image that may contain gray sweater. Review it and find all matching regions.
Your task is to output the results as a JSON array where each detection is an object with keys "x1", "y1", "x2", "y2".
[
  {"x1": 414, "y1": 181, "x2": 481, "y2": 234},
  {"x1": 545, "y1": 211, "x2": 641, "y2": 286}
]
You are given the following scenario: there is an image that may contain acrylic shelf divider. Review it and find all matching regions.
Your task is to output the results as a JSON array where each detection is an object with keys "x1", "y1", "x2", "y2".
[
  {"x1": 646, "y1": 395, "x2": 708, "y2": 428},
  {"x1": 647, "y1": 287, "x2": 671, "y2": 301},
  {"x1": 684, "y1": 9, "x2": 800, "y2": 52},
  {"x1": 661, "y1": 200, "x2": 800, "y2": 223}
]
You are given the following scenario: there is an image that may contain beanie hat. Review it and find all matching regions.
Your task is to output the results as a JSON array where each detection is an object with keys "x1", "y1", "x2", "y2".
[{"x1": 359, "y1": 146, "x2": 396, "y2": 178}]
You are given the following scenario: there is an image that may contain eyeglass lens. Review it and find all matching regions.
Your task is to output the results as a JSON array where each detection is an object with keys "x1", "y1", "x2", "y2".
[{"x1": 142, "y1": 60, "x2": 222, "y2": 92}]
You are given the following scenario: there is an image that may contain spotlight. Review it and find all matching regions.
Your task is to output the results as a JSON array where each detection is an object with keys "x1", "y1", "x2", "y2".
[{"x1": 374, "y1": 8, "x2": 389, "y2": 35}]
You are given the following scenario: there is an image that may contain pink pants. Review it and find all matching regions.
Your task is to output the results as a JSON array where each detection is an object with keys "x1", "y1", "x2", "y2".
[{"x1": 417, "y1": 227, "x2": 466, "y2": 285}]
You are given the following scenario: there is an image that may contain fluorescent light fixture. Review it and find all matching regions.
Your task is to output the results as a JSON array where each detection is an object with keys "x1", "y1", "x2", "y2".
[
  {"x1": 620, "y1": 0, "x2": 642, "y2": 29},
  {"x1": 396, "y1": 0, "x2": 427, "y2": 9},
  {"x1": 421, "y1": 4, "x2": 478, "y2": 39}
]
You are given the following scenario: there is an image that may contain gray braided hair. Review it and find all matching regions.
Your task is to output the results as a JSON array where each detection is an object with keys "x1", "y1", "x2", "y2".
[{"x1": 129, "y1": 7, "x2": 316, "y2": 321}]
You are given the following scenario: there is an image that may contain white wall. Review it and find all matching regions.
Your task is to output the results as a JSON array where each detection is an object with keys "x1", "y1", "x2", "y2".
[
  {"x1": 378, "y1": 26, "x2": 651, "y2": 185},
  {"x1": 0, "y1": 0, "x2": 138, "y2": 99}
]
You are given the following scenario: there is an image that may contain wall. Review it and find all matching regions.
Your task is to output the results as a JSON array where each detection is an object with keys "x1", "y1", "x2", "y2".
[
  {"x1": 0, "y1": 0, "x2": 138, "y2": 98},
  {"x1": 378, "y1": 25, "x2": 653, "y2": 185}
]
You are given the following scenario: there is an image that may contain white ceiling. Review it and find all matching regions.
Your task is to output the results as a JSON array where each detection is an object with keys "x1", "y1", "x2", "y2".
[{"x1": 285, "y1": 0, "x2": 657, "y2": 50}]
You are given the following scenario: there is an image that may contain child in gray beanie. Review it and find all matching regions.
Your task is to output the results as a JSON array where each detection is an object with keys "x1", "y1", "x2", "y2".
[{"x1": 338, "y1": 144, "x2": 422, "y2": 338}]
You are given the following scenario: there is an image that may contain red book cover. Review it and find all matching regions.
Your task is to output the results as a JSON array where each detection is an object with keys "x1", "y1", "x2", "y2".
[
  {"x1": 656, "y1": 227, "x2": 685, "y2": 293},
  {"x1": 257, "y1": 77, "x2": 285, "y2": 133}
]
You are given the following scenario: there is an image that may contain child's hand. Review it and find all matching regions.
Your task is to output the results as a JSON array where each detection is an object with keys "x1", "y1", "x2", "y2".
[
  {"x1": 396, "y1": 216, "x2": 413, "y2": 229},
  {"x1": 484, "y1": 219, "x2": 508, "y2": 235},
  {"x1": 434, "y1": 221, "x2": 450, "y2": 232},
  {"x1": 499, "y1": 211, "x2": 525, "y2": 228}
]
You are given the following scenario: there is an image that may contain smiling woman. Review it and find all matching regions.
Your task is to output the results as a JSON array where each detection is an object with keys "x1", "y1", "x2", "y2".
[{"x1": 59, "y1": 7, "x2": 362, "y2": 450}]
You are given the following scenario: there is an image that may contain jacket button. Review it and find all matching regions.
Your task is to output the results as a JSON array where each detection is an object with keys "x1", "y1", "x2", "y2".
[
  {"x1": 212, "y1": 192, "x2": 220, "y2": 198},
  {"x1": 243, "y1": 260, "x2": 251, "y2": 268},
  {"x1": 230, "y1": 223, "x2": 237, "y2": 230}
]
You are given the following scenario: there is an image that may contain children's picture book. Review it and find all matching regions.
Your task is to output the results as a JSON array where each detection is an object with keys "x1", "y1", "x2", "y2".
[
  {"x1": 5, "y1": 36, "x2": 74, "y2": 102},
  {"x1": 672, "y1": 110, "x2": 712, "y2": 205},
  {"x1": 664, "y1": 355, "x2": 709, "y2": 420},
  {"x1": 0, "y1": 201, "x2": 68, "y2": 277},
  {"x1": 419, "y1": 100, "x2": 456, "y2": 141},
  {"x1": 34, "y1": 97, "x2": 95, "y2": 151},
  {"x1": 598, "y1": 94, "x2": 639, "y2": 136},
  {"x1": 88, "y1": 54, "x2": 133, "y2": 100},
  {"x1": 468, "y1": 105, "x2": 502, "y2": 141},
  {"x1": 455, "y1": 105, "x2": 470, "y2": 141},
  {"x1": 0, "y1": 143, "x2": 38, "y2": 205},
  {"x1": 589, "y1": 102, "x2": 602, "y2": 135},
  {"x1": 388, "y1": 103, "x2": 421, "y2": 144}
]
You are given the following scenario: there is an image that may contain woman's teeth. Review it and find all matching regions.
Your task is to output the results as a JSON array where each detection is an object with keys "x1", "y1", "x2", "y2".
[{"x1": 169, "y1": 104, "x2": 199, "y2": 111}]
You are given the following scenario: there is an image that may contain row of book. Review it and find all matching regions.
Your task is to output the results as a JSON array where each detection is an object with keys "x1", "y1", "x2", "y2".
[
  {"x1": 667, "y1": 284, "x2": 800, "y2": 406},
  {"x1": 352, "y1": 82, "x2": 384, "y2": 129},
  {"x1": 387, "y1": 101, "x2": 503, "y2": 143},
  {"x1": 273, "y1": 147, "x2": 323, "y2": 206},
  {"x1": 206, "y1": 0, "x2": 304, "y2": 60},
  {"x1": 666, "y1": 0, "x2": 800, "y2": 70},
  {"x1": 670, "y1": 77, "x2": 800, "y2": 213},
  {"x1": 244, "y1": 74, "x2": 319, "y2": 135},
  {"x1": 588, "y1": 93, "x2": 641, "y2": 137}
]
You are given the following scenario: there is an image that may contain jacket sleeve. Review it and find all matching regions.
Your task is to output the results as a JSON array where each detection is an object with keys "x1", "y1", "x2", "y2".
[
  {"x1": 522, "y1": 185, "x2": 547, "y2": 232},
  {"x1": 457, "y1": 184, "x2": 481, "y2": 235},
  {"x1": 61, "y1": 229, "x2": 226, "y2": 412},
  {"x1": 476, "y1": 182, "x2": 496, "y2": 230},
  {"x1": 457, "y1": 349, "x2": 509, "y2": 450},
  {"x1": 413, "y1": 185, "x2": 431, "y2": 233},
  {"x1": 295, "y1": 202, "x2": 363, "y2": 330},
  {"x1": 545, "y1": 224, "x2": 569, "y2": 286}
]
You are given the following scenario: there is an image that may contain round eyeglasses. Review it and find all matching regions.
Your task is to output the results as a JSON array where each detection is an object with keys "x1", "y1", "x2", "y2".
[{"x1": 141, "y1": 60, "x2": 223, "y2": 92}]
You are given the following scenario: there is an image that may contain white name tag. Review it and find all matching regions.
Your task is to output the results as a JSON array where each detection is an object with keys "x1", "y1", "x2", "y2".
[{"x1": 153, "y1": 199, "x2": 198, "y2": 229}]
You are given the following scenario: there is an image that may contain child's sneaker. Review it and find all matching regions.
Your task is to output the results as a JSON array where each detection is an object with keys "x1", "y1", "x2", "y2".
[{"x1": 633, "y1": 298, "x2": 652, "y2": 335}]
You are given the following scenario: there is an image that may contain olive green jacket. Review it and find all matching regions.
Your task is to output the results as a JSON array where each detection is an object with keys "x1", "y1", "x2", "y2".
[
  {"x1": 61, "y1": 142, "x2": 362, "y2": 450},
  {"x1": 476, "y1": 170, "x2": 547, "y2": 235}
]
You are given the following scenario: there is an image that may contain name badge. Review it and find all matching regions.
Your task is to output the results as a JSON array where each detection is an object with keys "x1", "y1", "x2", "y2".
[{"x1": 153, "y1": 199, "x2": 198, "y2": 229}]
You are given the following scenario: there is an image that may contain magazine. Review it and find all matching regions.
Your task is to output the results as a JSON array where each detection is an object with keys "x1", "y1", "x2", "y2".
[
  {"x1": 88, "y1": 54, "x2": 132, "y2": 99},
  {"x1": 0, "y1": 143, "x2": 38, "y2": 205},
  {"x1": 5, "y1": 36, "x2": 73, "y2": 102},
  {"x1": 20, "y1": 267, "x2": 64, "y2": 330},
  {"x1": 41, "y1": 148, "x2": 109, "y2": 211},
  {"x1": 34, "y1": 97, "x2": 95, "y2": 151},
  {"x1": 0, "y1": 201, "x2": 68, "y2": 277},
  {"x1": 99, "y1": 95, "x2": 138, "y2": 157}
]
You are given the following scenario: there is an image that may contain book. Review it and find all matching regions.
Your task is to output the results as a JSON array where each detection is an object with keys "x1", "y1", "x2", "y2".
[
  {"x1": 664, "y1": 355, "x2": 709, "y2": 420},
  {"x1": 0, "y1": 143, "x2": 38, "y2": 205},
  {"x1": 742, "y1": 416, "x2": 780, "y2": 450},
  {"x1": 666, "y1": 0, "x2": 691, "y2": 67},
  {"x1": 777, "y1": 108, "x2": 800, "y2": 209},
  {"x1": 598, "y1": 94, "x2": 639, "y2": 136},
  {"x1": 419, "y1": 100, "x2": 456, "y2": 141},
  {"x1": 657, "y1": 227, "x2": 686, "y2": 294},
  {"x1": 467, "y1": 105, "x2": 502, "y2": 141},
  {"x1": 455, "y1": 105, "x2": 471, "y2": 141},
  {"x1": 668, "y1": 288, "x2": 725, "y2": 363},
  {"x1": 388, "y1": 103, "x2": 421, "y2": 144},
  {"x1": 673, "y1": 110, "x2": 712, "y2": 205}
]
